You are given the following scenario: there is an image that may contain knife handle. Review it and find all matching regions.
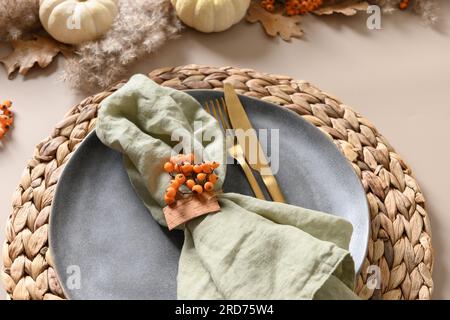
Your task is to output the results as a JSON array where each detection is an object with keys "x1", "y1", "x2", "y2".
[
  {"x1": 237, "y1": 157, "x2": 266, "y2": 200},
  {"x1": 260, "y1": 167, "x2": 286, "y2": 203}
]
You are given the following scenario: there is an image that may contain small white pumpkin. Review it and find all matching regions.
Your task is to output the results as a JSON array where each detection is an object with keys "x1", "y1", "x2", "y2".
[
  {"x1": 39, "y1": 0, "x2": 118, "y2": 45},
  {"x1": 171, "y1": 0, "x2": 251, "y2": 33}
]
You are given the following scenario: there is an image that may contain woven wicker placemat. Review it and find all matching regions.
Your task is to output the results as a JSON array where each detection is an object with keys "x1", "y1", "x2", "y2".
[{"x1": 1, "y1": 65, "x2": 434, "y2": 300}]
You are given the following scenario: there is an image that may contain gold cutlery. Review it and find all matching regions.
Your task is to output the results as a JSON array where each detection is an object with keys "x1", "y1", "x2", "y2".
[
  {"x1": 204, "y1": 99, "x2": 266, "y2": 200},
  {"x1": 223, "y1": 84, "x2": 286, "y2": 203}
]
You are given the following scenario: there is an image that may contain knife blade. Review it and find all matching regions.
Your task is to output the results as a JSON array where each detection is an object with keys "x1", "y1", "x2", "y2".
[{"x1": 223, "y1": 83, "x2": 286, "y2": 203}]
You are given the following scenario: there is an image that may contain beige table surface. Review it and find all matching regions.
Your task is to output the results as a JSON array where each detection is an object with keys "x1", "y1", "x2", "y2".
[{"x1": 1, "y1": 3, "x2": 449, "y2": 299}]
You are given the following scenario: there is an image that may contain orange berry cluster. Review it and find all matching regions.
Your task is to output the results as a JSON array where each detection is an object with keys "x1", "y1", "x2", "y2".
[
  {"x1": 261, "y1": 0, "x2": 323, "y2": 16},
  {"x1": 285, "y1": 0, "x2": 322, "y2": 15},
  {"x1": 399, "y1": 0, "x2": 409, "y2": 10},
  {"x1": 0, "y1": 100, "x2": 14, "y2": 140},
  {"x1": 163, "y1": 153, "x2": 220, "y2": 205},
  {"x1": 261, "y1": 0, "x2": 276, "y2": 12}
]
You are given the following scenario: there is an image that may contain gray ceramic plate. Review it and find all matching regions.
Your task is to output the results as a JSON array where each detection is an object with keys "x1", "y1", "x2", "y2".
[{"x1": 50, "y1": 90, "x2": 369, "y2": 300}]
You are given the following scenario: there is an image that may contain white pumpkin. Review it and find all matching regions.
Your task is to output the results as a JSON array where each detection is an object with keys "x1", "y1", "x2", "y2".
[
  {"x1": 171, "y1": 0, "x2": 251, "y2": 33},
  {"x1": 39, "y1": 0, "x2": 118, "y2": 45}
]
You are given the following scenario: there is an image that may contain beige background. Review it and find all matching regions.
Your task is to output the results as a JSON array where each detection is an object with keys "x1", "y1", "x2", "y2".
[{"x1": 1, "y1": 2, "x2": 449, "y2": 299}]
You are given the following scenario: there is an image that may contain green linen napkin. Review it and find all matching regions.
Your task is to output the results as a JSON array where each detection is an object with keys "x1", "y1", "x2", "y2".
[{"x1": 96, "y1": 74, "x2": 359, "y2": 300}]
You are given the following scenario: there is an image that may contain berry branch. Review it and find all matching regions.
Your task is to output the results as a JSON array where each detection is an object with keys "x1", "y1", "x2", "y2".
[
  {"x1": 260, "y1": 0, "x2": 412, "y2": 15},
  {"x1": 163, "y1": 153, "x2": 220, "y2": 205},
  {"x1": 0, "y1": 100, "x2": 14, "y2": 140}
]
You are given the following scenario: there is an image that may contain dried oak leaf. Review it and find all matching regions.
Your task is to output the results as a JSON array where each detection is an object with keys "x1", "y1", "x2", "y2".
[
  {"x1": 314, "y1": 1, "x2": 369, "y2": 16},
  {"x1": 246, "y1": 2, "x2": 303, "y2": 42},
  {"x1": 0, "y1": 36, "x2": 72, "y2": 79}
]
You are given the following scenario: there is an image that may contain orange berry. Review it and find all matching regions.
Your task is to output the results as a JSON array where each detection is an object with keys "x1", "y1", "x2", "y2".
[
  {"x1": 186, "y1": 179, "x2": 196, "y2": 189},
  {"x1": 166, "y1": 187, "x2": 177, "y2": 198},
  {"x1": 2, "y1": 100, "x2": 11, "y2": 108},
  {"x1": 211, "y1": 161, "x2": 220, "y2": 169},
  {"x1": 202, "y1": 163, "x2": 212, "y2": 173},
  {"x1": 164, "y1": 194, "x2": 175, "y2": 205},
  {"x1": 169, "y1": 180, "x2": 179, "y2": 190},
  {"x1": 193, "y1": 164, "x2": 203, "y2": 174},
  {"x1": 192, "y1": 185, "x2": 203, "y2": 194},
  {"x1": 180, "y1": 155, "x2": 188, "y2": 163},
  {"x1": 208, "y1": 173, "x2": 218, "y2": 183},
  {"x1": 197, "y1": 173, "x2": 207, "y2": 182},
  {"x1": 400, "y1": 1, "x2": 409, "y2": 10},
  {"x1": 204, "y1": 182, "x2": 214, "y2": 192},
  {"x1": 175, "y1": 174, "x2": 186, "y2": 184},
  {"x1": 186, "y1": 153, "x2": 195, "y2": 163},
  {"x1": 181, "y1": 163, "x2": 193, "y2": 174},
  {"x1": 171, "y1": 154, "x2": 185, "y2": 164},
  {"x1": 164, "y1": 162, "x2": 174, "y2": 173}
]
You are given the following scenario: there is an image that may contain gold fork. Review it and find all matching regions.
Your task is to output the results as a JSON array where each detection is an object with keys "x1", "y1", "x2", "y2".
[{"x1": 204, "y1": 99, "x2": 266, "y2": 200}]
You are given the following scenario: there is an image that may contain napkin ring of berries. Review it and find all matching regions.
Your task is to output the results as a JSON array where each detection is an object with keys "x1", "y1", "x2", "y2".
[{"x1": 162, "y1": 153, "x2": 221, "y2": 230}]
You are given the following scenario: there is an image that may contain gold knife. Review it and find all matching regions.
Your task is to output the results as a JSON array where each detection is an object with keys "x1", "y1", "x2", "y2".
[{"x1": 224, "y1": 83, "x2": 286, "y2": 203}]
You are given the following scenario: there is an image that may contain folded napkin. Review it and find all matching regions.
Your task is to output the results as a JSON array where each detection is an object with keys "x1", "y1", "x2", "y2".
[{"x1": 96, "y1": 74, "x2": 359, "y2": 300}]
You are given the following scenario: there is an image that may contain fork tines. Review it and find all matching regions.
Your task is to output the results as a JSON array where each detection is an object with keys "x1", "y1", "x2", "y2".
[{"x1": 204, "y1": 98, "x2": 231, "y2": 132}]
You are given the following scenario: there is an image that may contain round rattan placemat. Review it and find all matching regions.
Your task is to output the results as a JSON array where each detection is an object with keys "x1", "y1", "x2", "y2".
[{"x1": 2, "y1": 65, "x2": 434, "y2": 300}]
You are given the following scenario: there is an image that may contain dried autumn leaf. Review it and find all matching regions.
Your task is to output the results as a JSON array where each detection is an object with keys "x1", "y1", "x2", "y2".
[
  {"x1": 246, "y1": 2, "x2": 303, "y2": 41},
  {"x1": 314, "y1": 0, "x2": 369, "y2": 16},
  {"x1": 0, "y1": 36, "x2": 72, "y2": 79}
]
